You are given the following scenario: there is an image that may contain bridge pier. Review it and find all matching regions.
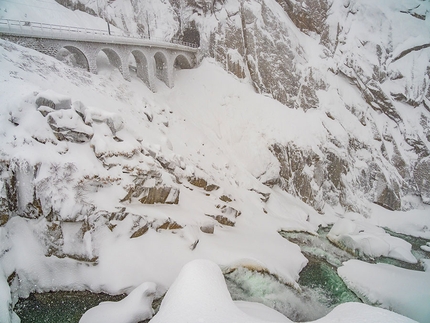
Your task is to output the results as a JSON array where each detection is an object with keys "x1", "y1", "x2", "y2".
[
  {"x1": 87, "y1": 55, "x2": 98, "y2": 75},
  {"x1": 120, "y1": 57, "x2": 131, "y2": 82},
  {"x1": 146, "y1": 58, "x2": 156, "y2": 91}
]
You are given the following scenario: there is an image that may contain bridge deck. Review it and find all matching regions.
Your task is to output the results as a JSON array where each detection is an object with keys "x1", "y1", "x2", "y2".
[{"x1": 0, "y1": 19, "x2": 198, "y2": 53}]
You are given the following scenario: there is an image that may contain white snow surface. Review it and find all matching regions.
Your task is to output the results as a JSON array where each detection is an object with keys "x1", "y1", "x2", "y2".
[
  {"x1": 149, "y1": 259, "x2": 416, "y2": 323},
  {"x1": 328, "y1": 218, "x2": 416, "y2": 263},
  {"x1": 0, "y1": 0, "x2": 120, "y2": 32},
  {"x1": 79, "y1": 282, "x2": 156, "y2": 323},
  {"x1": 0, "y1": 0, "x2": 429, "y2": 322},
  {"x1": 338, "y1": 260, "x2": 430, "y2": 323}
]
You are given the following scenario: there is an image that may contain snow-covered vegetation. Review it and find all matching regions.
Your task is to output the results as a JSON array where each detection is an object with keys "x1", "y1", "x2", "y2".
[{"x1": 0, "y1": 0, "x2": 430, "y2": 322}]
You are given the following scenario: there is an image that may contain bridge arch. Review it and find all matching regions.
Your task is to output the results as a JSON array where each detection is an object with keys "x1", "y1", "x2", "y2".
[
  {"x1": 97, "y1": 47, "x2": 123, "y2": 74},
  {"x1": 130, "y1": 49, "x2": 151, "y2": 88},
  {"x1": 56, "y1": 45, "x2": 90, "y2": 71},
  {"x1": 154, "y1": 51, "x2": 170, "y2": 87},
  {"x1": 174, "y1": 54, "x2": 192, "y2": 69}
]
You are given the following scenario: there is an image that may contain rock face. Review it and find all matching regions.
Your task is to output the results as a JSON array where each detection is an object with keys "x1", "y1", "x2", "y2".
[
  {"x1": 414, "y1": 157, "x2": 430, "y2": 204},
  {"x1": 139, "y1": 186, "x2": 180, "y2": 205}
]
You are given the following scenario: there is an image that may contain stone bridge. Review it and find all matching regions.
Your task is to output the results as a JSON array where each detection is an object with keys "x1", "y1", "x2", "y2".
[{"x1": 0, "y1": 19, "x2": 199, "y2": 90}]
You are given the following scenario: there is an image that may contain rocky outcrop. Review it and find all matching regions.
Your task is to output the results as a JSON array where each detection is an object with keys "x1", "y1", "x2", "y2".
[
  {"x1": 47, "y1": 109, "x2": 94, "y2": 143},
  {"x1": 156, "y1": 219, "x2": 183, "y2": 231},
  {"x1": 414, "y1": 157, "x2": 430, "y2": 204},
  {"x1": 0, "y1": 160, "x2": 44, "y2": 220},
  {"x1": 189, "y1": 177, "x2": 219, "y2": 192},
  {"x1": 269, "y1": 141, "x2": 410, "y2": 213},
  {"x1": 206, "y1": 204, "x2": 241, "y2": 227},
  {"x1": 139, "y1": 186, "x2": 180, "y2": 205},
  {"x1": 121, "y1": 171, "x2": 180, "y2": 205},
  {"x1": 275, "y1": 0, "x2": 329, "y2": 33},
  {"x1": 200, "y1": 223, "x2": 215, "y2": 234},
  {"x1": 36, "y1": 90, "x2": 72, "y2": 110}
]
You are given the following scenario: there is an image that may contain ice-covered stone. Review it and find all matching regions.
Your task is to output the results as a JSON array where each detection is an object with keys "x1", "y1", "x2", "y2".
[
  {"x1": 47, "y1": 109, "x2": 94, "y2": 143},
  {"x1": 74, "y1": 102, "x2": 124, "y2": 135},
  {"x1": 36, "y1": 89, "x2": 72, "y2": 110}
]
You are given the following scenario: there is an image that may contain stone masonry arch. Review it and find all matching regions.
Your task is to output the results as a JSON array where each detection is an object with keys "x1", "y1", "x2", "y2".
[
  {"x1": 56, "y1": 45, "x2": 90, "y2": 71},
  {"x1": 98, "y1": 47, "x2": 122, "y2": 73},
  {"x1": 174, "y1": 53, "x2": 192, "y2": 69},
  {"x1": 154, "y1": 51, "x2": 172, "y2": 88}
]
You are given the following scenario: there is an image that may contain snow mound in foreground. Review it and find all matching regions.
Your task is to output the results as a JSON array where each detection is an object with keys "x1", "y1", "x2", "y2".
[
  {"x1": 149, "y1": 259, "x2": 417, "y2": 323},
  {"x1": 79, "y1": 282, "x2": 156, "y2": 323}
]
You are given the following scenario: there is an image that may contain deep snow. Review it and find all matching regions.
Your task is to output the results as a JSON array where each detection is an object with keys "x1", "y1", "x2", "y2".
[{"x1": 0, "y1": 0, "x2": 430, "y2": 322}]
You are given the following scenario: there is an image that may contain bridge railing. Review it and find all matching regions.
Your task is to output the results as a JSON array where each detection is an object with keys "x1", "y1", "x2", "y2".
[{"x1": 0, "y1": 19, "x2": 199, "y2": 49}]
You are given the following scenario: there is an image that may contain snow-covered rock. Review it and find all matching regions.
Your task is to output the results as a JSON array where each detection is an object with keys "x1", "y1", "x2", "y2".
[
  {"x1": 327, "y1": 218, "x2": 416, "y2": 263},
  {"x1": 79, "y1": 282, "x2": 157, "y2": 323},
  {"x1": 313, "y1": 302, "x2": 417, "y2": 323},
  {"x1": 414, "y1": 156, "x2": 430, "y2": 204},
  {"x1": 47, "y1": 109, "x2": 94, "y2": 143},
  {"x1": 36, "y1": 89, "x2": 72, "y2": 110}
]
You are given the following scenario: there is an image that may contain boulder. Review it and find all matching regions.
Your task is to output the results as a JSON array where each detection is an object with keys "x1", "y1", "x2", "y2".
[
  {"x1": 35, "y1": 89, "x2": 72, "y2": 110},
  {"x1": 47, "y1": 109, "x2": 93, "y2": 143}
]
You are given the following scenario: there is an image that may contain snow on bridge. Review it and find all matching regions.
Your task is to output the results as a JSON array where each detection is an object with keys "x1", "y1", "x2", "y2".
[{"x1": 0, "y1": 19, "x2": 199, "y2": 89}]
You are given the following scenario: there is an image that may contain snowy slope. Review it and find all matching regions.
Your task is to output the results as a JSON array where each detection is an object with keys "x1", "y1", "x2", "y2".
[{"x1": 1, "y1": 0, "x2": 430, "y2": 323}]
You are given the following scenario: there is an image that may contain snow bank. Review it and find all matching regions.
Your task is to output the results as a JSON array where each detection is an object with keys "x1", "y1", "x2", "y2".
[
  {"x1": 234, "y1": 301, "x2": 293, "y2": 323},
  {"x1": 313, "y1": 302, "x2": 417, "y2": 323},
  {"x1": 368, "y1": 204, "x2": 430, "y2": 239},
  {"x1": 79, "y1": 282, "x2": 156, "y2": 323},
  {"x1": 328, "y1": 218, "x2": 416, "y2": 263},
  {"x1": 338, "y1": 260, "x2": 430, "y2": 322}
]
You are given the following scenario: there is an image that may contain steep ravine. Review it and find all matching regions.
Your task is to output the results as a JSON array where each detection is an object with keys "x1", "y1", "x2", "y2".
[{"x1": 53, "y1": 0, "x2": 430, "y2": 213}]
